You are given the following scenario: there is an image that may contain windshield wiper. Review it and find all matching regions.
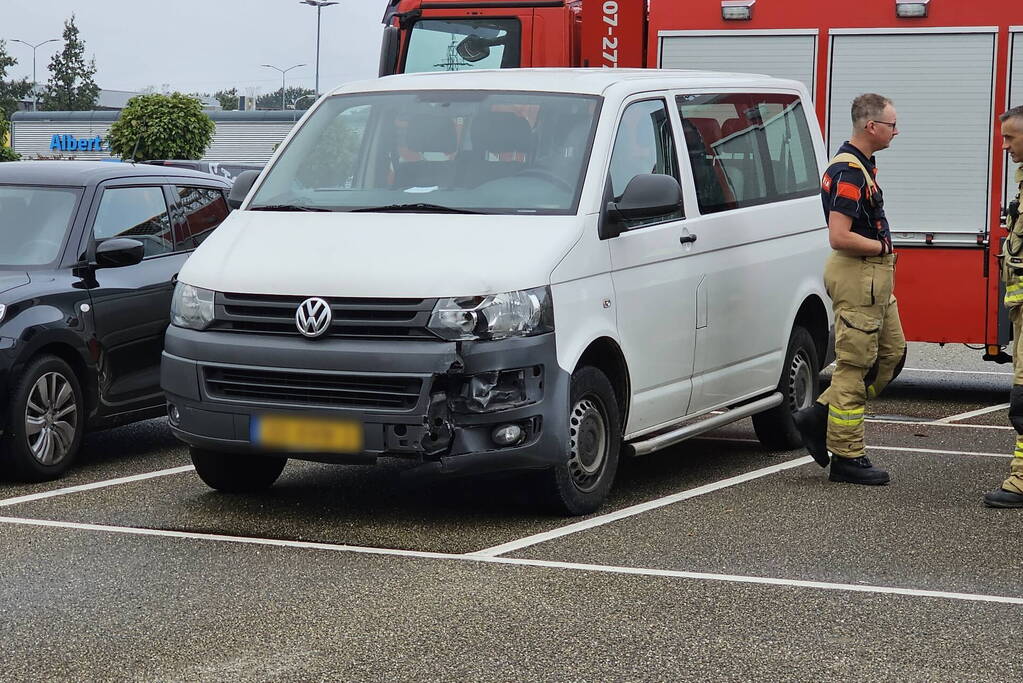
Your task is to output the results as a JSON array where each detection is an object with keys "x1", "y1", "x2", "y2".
[
  {"x1": 249, "y1": 204, "x2": 332, "y2": 212},
  {"x1": 349, "y1": 203, "x2": 484, "y2": 214}
]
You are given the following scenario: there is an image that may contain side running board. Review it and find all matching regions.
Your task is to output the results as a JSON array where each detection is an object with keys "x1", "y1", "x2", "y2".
[{"x1": 628, "y1": 392, "x2": 784, "y2": 456}]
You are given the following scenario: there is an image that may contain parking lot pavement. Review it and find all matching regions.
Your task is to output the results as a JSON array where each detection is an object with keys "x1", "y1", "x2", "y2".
[
  {"x1": 2, "y1": 342, "x2": 1022, "y2": 680},
  {"x1": 0, "y1": 521, "x2": 1017, "y2": 682}
]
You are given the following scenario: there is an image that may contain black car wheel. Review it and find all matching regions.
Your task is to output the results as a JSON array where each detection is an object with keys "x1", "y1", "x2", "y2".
[{"x1": 2, "y1": 355, "x2": 85, "y2": 481}]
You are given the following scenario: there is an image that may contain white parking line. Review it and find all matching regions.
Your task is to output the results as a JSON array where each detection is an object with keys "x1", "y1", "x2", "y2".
[
  {"x1": 1, "y1": 515, "x2": 1019, "y2": 606},
  {"x1": 468, "y1": 457, "x2": 813, "y2": 558},
  {"x1": 866, "y1": 419, "x2": 1013, "y2": 430},
  {"x1": 933, "y1": 403, "x2": 1010, "y2": 424},
  {"x1": 0, "y1": 466, "x2": 195, "y2": 508}
]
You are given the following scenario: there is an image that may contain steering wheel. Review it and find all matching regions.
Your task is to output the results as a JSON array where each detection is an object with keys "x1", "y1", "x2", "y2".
[{"x1": 513, "y1": 168, "x2": 574, "y2": 192}]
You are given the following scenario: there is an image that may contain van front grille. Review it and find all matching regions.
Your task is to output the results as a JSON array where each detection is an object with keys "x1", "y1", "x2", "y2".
[
  {"x1": 203, "y1": 366, "x2": 424, "y2": 411},
  {"x1": 208, "y1": 292, "x2": 439, "y2": 340}
]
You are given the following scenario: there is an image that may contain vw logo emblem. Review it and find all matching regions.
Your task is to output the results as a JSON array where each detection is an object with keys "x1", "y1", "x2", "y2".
[{"x1": 296, "y1": 297, "x2": 332, "y2": 338}]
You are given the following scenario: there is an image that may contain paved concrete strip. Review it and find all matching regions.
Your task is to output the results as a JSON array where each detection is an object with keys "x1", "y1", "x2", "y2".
[
  {"x1": 901, "y1": 367, "x2": 1012, "y2": 377},
  {"x1": 468, "y1": 457, "x2": 814, "y2": 558},
  {"x1": 0, "y1": 466, "x2": 195, "y2": 508},
  {"x1": 866, "y1": 419, "x2": 1014, "y2": 430},
  {"x1": 933, "y1": 403, "x2": 1010, "y2": 424},
  {"x1": 699, "y1": 436, "x2": 1009, "y2": 458},
  {"x1": 1, "y1": 514, "x2": 1020, "y2": 606}
]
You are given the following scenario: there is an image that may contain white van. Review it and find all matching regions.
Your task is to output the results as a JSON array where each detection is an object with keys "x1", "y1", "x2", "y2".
[{"x1": 161, "y1": 69, "x2": 831, "y2": 515}]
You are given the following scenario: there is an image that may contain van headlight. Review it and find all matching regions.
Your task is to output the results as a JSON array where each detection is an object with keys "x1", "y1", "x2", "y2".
[
  {"x1": 428, "y1": 286, "x2": 554, "y2": 341},
  {"x1": 170, "y1": 282, "x2": 215, "y2": 330}
]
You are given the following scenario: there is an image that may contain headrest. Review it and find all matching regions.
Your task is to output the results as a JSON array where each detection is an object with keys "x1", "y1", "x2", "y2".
[
  {"x1": 470, "y1": 111, "x2": 533, "y2": 154},
  {"x1": 404, "y1": 114, "x2": 457, "y2": 154},
  {"x1": 720, "y1": 118, "x2": 750, "y2": 138},
  {"x1": 686, "y1": 117, "x2": 723, "y2": 146}
]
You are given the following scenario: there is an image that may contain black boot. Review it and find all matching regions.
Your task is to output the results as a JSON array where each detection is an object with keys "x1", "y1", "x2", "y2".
[
  {"x1": 829, "y1": 455, "x2": 890, "y2": 485},
  {"x1": 793, "y1": 402, "x2": 829, "y2": 467},
  {"x1": 983, "y1": 488, "x2": 1023, "y2": 508}
]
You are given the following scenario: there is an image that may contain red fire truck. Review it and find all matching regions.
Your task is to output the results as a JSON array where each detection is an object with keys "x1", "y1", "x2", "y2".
[{"x1": 380, "y1": 0, "x2": 1023, "y2": 362}]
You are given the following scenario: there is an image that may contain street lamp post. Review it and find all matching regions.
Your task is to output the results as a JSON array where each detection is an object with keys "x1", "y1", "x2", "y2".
[
  {"x1": 10, "y1": 38, "x2": 59, "y2": 111},
  {"x1": 299, "y1": 0, "x2": 338, "y2": 97},
  {"x1": 260, "y1": 63, "x2": 306, "y2": 110}
]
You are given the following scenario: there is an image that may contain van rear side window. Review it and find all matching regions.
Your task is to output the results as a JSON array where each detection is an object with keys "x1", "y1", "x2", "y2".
[{"x1": 677, "y1": 93, "x2": 819, "y2": 214}]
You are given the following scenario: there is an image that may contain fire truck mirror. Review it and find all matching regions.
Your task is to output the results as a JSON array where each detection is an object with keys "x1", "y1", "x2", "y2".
[{"x1": 457, "y1": 35, "x2": 491, "y2": 63}]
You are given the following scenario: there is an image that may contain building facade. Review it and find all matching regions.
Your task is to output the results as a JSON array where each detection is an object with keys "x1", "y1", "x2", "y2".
[{"x1": 9, "y1": 110, "x2": 302, "y2": 163}]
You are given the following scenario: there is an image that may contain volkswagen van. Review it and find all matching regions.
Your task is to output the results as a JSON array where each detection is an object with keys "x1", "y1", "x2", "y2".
[{"x1": 161, "y1": 69, "x2": 831, "y2": 514}]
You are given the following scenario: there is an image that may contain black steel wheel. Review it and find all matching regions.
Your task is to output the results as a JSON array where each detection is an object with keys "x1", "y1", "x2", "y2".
[{"x1": 752, "y1": 325, "x2": 821, "y2": 450}]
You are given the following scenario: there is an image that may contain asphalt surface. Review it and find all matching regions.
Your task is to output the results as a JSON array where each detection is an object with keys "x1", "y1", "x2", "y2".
[{"x1": 1, "y1": 342, "x2": 1021, "y2": 681}]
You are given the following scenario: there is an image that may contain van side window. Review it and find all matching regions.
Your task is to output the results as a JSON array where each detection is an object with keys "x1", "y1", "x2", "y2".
[
  {"x1": 173, "y1": 186, "x2": 231, "y2": 251},
  {"x1": 608, "y1": 99, "x2": 682, "y2": 227},
  {"x1": 677, "y1": 93, "x2": 819, "y2": 214},
  {"x1": 92, "y1": 186, "x2": 173, "y2": 258}
]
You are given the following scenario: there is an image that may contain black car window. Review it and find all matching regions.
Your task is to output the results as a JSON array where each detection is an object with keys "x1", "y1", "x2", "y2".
[
  {"x1": 92, "y1": 186, "x2": 173, "y2": 257},
  {"x1": 0, "y1": 185, "x2": 81, "y2": 267},
  {"x1": 174, "y1": 186, "x2": 231, "y2": 251}
]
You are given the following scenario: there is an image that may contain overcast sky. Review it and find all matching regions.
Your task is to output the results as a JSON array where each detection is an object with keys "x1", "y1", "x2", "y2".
[{"x1": 5, "y1": 0, "x2": 385, "y2": 96}]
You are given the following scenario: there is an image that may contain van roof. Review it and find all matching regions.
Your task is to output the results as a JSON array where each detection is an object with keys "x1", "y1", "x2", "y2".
[{"x1": 331, "y1": 68, "x2": 799, "y2": 97}]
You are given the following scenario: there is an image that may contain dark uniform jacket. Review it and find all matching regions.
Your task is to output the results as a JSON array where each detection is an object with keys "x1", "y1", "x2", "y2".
[{"x1": 821, "y1": 141, "x2": 891, "y2": 245}]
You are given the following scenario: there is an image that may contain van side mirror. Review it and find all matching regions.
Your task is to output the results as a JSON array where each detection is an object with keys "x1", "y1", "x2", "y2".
[
  {"x1": 95, "y1": 238, "x2": 144, "y2": 268},
  {"x1": 379, "y1": 25, "x2": 400, "y2": 76},
  {"x1": 456, "y1": 35, "x2": 491, "y2": 63},
  {"x1": 228, "y1": 170, "x2": 260, "y2": 209},
  {"x1": 600, "y1": 174, "x2": 684, "y2": 239}
]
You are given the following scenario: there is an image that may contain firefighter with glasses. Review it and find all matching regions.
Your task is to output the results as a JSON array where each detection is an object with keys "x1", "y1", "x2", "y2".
[
  {"x1": 987, "y1": 105, "x2": 1023, "y2": 508},
  {"x1": 794, "y1": 93, "x2": 906, "y2": 485}
]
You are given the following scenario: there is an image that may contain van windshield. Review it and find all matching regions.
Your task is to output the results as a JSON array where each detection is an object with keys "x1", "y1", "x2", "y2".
[
  {"x1": 249, "y1": 90, "x2": 601, "y2": 215},
  {"x1": 0, "y1": 185, "x2": 81, "y2": 267}
]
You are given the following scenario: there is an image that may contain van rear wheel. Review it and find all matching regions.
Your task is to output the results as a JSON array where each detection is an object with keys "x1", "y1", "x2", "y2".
[
  {"x1": 753, "y1": 325, "x2": 820, "y2": 450},
  {"x1": 190, "y1": 447, "x2": 287, "y2": 493},
  {"x1": 536, "y1": 366, "x2": 621, "y2": 516}
]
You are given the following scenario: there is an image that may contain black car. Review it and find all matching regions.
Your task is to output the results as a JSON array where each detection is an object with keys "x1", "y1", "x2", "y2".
[{"x1": 0, "y1": 161, "x2": 233, "y2": 481}]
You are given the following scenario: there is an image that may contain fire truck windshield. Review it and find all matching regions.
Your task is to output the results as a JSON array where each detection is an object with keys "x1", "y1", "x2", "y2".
[
  {"x1": 404, "y1": 19, "x2": 520, "y2": 73},
  {"x1": 249, "y1": 90, "x2": 600, "y2": 215}
]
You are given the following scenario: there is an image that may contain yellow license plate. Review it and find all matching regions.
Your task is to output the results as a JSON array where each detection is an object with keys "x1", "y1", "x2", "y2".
[{"x1": 254, "y1": 415, "x2": 363, "y2": 453}]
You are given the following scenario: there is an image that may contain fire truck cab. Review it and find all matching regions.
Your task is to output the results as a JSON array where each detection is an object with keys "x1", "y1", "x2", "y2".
[{"x1": 381, "y1": 0, "x2": 1023, "y2": 361}]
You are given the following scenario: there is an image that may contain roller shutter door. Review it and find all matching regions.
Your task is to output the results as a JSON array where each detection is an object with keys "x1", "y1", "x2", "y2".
[
  {"x1": 660, "y1": 34, "x2": 816, "y2": 96},
  {"x1": 828, "y1": 32, "x2": 995, "y2": 245},
  {"x1": 1006, "y1": 31, "x2": 1023, "y2": 207}
]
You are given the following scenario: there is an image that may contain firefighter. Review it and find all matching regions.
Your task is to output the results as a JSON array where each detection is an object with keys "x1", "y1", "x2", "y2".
[
  {"x1": 986, "y1": 105, "x2": 1023, "y2": 508},
  {"x1": 793, "y1": 93, "x2": 906, "y2": 485}
]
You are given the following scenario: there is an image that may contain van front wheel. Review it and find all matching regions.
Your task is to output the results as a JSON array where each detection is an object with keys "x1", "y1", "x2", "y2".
[
  {"x1": 537, "y1": 366, "x2": 621, "y2": 516},
  {"x1": 752, "y1": 325, "x2": 820, "y2": 450},
  {"x1": 190, "y1": 447, "x2": 287, "y2": 493}
]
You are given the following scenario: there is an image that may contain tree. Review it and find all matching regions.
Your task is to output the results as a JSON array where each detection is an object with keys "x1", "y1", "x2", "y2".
[
  {"x1": 257, "y1": 86, "x2": 316, "y2": 111},
  {"x1": 38, "y1": 15, "x2": 100, "y2": 111},
  {"x1": 106, "y1": 93, "x2": 215, "y2": 161},
  {"x1": 0, "y1": 40, "x2": 31, "y2": 161},
  {"x1": 214, "y1": 88, "x2": 239, "y2": 111}
]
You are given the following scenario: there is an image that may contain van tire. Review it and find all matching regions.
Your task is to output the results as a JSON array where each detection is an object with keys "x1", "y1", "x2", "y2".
[
  {"x1": 190, "y1": 447, "x2": 287, "y2": 492},
  {"x1": 2, "y1": 355, "x2": 85, "y2": 482},
  {"x1": 753, "y1": 325, "x2": 820, "y2": 450},
  {"x1": 537, "y1": 366, "x2": 620, "y2": 516}
]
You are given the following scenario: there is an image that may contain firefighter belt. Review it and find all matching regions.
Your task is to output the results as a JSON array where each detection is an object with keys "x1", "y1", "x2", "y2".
[{"x1": 818, "y1": 251, "x2": 906, "y2": 459}]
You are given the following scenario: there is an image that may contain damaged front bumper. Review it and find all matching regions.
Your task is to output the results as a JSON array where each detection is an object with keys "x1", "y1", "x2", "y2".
[{"x1": 161, "y1": 326, "x2": 570, "y2": 478}]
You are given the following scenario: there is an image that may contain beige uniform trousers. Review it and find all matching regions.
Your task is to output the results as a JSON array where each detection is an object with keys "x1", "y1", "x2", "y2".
[
  {"x1": 817, "y1": 251, "x2": 906, "y2": 458},
  {"x1": 1003, "y1": 304, "x2": 1023, "y2": 494}
]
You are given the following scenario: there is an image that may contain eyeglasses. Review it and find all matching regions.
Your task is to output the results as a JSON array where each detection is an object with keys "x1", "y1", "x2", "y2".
[{"x1": 871, "y1": 120, "x2": 898, "y2": 131}]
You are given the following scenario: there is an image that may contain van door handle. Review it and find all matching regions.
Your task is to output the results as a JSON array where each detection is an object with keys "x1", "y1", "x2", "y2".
[{"x1": 680, "y1": 234, "x2": 698, "y2": 245}]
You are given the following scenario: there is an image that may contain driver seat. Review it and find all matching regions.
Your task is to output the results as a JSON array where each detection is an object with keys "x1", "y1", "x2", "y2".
[{"x1": 458, "y1": 110, "x2": 533, "y2": 187}]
